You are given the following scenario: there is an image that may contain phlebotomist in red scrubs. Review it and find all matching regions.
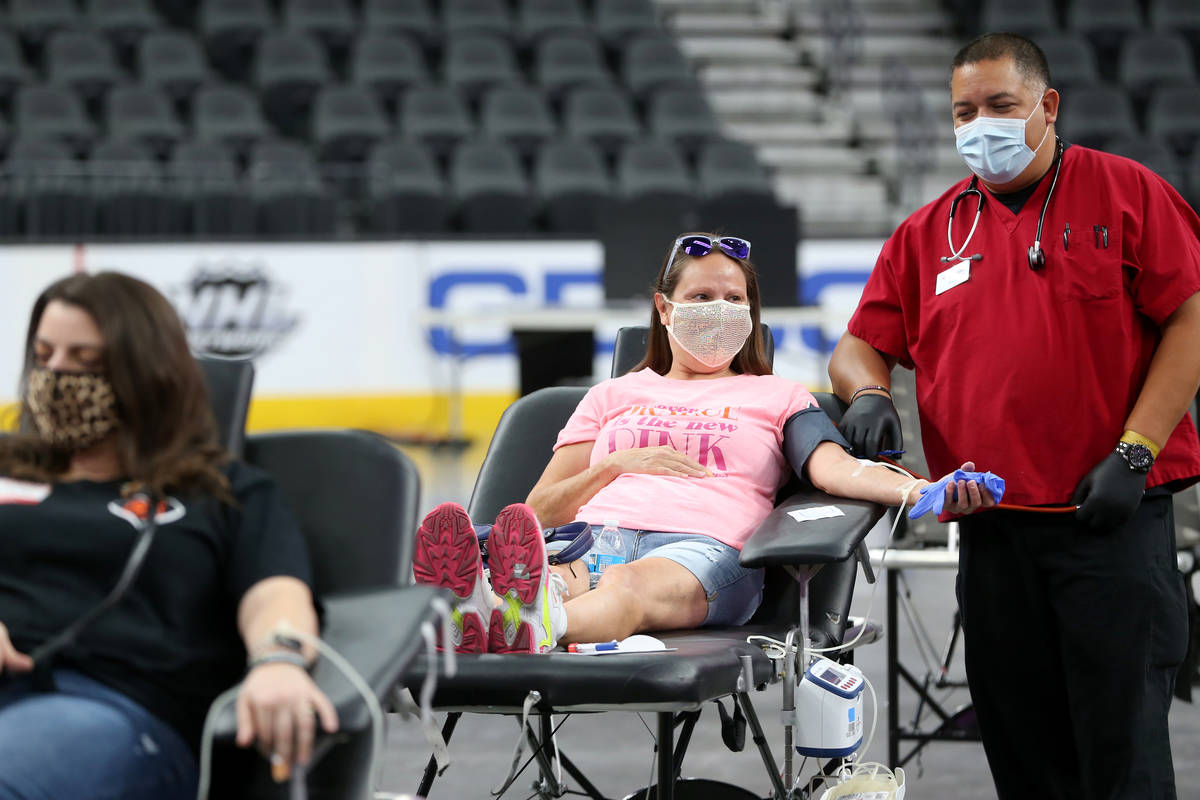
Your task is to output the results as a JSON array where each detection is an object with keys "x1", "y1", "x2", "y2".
[{"x1": 828, "y1": 33, "x2": 1200, "y2": 800}]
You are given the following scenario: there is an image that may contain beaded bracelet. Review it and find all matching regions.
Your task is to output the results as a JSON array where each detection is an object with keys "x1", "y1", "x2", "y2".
[{"x1": 850, "y1": 385, "x2": 891, "y2": 403}]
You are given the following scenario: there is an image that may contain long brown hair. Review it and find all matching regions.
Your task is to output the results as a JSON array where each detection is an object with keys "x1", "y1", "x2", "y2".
[
  {"x1": 630, "y1": 231, "x2": 772, "y2": 376},
  {"x1": 0, "y1": 272, "x2": 231, "y2": 500}
]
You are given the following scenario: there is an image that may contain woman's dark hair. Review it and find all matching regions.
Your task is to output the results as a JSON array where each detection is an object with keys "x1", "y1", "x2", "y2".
[
  {"x1": 631, "y1": 231, "x2": 772, "y2": 376},
  {"x1": 0, "y1": 271, "x2": 231, "y2": 500}
]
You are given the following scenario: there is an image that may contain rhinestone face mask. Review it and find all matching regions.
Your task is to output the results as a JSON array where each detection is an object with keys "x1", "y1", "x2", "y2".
[
  {"x1": 664, "y1": 298, "x2": 754, "y2": 368},
  {"x1": 26, "y1": 367, "x2": 121, "y2": 451}
]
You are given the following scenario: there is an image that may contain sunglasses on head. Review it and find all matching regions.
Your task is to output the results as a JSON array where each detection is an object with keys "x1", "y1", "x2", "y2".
[{"x1": 667, "y1": 235, "x2": 752, "y2": 270}]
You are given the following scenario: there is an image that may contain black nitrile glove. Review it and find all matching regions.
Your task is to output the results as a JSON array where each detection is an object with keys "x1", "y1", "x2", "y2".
[
  {"x1": 837, "y1": 393, "x2": 903, "y2": 458},
  {"x1": 1071, "y1": 451, "x2": 1147, "y2": 530}
]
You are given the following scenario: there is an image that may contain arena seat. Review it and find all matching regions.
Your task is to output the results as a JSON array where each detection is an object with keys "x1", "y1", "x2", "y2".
[
  {"x1": 87, "y1": 0, "x2": 163, "y2": 55},
  {"x1": 450, "y1": 138, "x2": 535, "y2": 232},
  {"x1": 45, "y1": 30, "x2": 121, "y2": 101},
  {"x1": 648, "y1": 86, "x2": 725, "y2": 155},
  {"x1": 5, "y1": 138, "x2": 92, "y2": 237},
  {"x1": 1146, "y1": 84, "x2": 1200, "y2": 157},
  {"x1": 362, "y1": 0, "x2": 440, "y2": 50},
  {"x1": 138, "y1": 31, "x2": 210, "y2": 101},
  {"x1": 563, "y1": 84, "x2": 642, "y2": 154},
  {"x1": 312, "y1": 83, "x2": 391, "y2": 162},
  {"x1": 697, "y1": 139, "x2": 776, "y2": 203},
  {"x1": 623, "y1": 34, "x2": 696, "y2": 98},
  {"x1": 442, "y1": 33, "x2": 522, "y2": 98},
  {"x1": 193, "y1": 84, "x2": 270, "y2": 155},
  {"x1": 1056, "y1": 82, "x2": 1137, "y2": 149},
  {"x1": 1036, "y1": 32, "x2": 1099, "y2": 90},
  {"x1": 1117, "y1": 31, "x2": 1197, "y2": 104},
  {"x1": 351, "y1": 32, "x2": 429, "y2": 110},
  {"x1": 89, "y1": 138, "x2": 184, "y2": 236},
  {"x1": 442, "y1": 0, "x2": 514, "y2": 40},
  {"x1": 534, "y1": 34, "x2": 613, "y2": 98},
  {"x1": 248, "y1": 139, "x2": 336, "y2": 236},
  {"x1": 200, "y1": 0, "x2": 274, "y2": 82},
  {"x1": 168, "y1": 138, "x2": 256, "y2": 236},
  {"x1": 399, "y1": 84, "x2": 474, "y2": 155},
  {"x1": 480, "y1": 84, "x2": 556, "y2": 156},
  {"x1": 981, "y1": 0, "x2": 1059, "y2": 36},
  {"x1": 15, "y1": 85, "x2": 96, "y2": 156},
  {"x1": 9, "y1": 0, "x2": 79, "y2": 48},
  {"x1": 535, "y1": 137, "x2": 612, "y2": 233},
  {"x1": 254, "y1": 31, "x2": 331, "y2": 139},
  {"x1": 283, "y1": 0, "x2": 356, "y2": 53},
  {"x1": 617, "y1": 138, "x2": 694, "y2": 206},
  {"x1": 516, "y1": 0, "x2": 590, "y2": 46},
  {"x1": 367, "y1": 139, "x2": 449, "y2": 233},
  {"x1": 1066, "y1": 0, "x2": 1145, "y2": 72},
  {"x1": 594, "y1": 0, "x2": 662, "y2": 47},
  {"x1": 105, "y1": 84, "x2": 185, "y2": 157}
]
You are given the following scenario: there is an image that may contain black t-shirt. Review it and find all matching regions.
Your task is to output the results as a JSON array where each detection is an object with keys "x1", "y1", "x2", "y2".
[{"x1": 0, "y1": 462, "x2": 314, "y2": 751}]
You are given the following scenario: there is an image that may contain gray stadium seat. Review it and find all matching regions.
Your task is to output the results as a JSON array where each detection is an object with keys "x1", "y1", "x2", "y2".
[
  {"x1": 697, "y1": 139, "x2": 775, "y2": 202},
  {"x1": 535, "y1": 138, "x2": 612, "y2": 233},
  {"x1": 450, "y1": 139, "x2": 534, "y2": 232},
  {"x1": 367, "y1": 140, "x2": 448, "y2": 232},
  {"x1": 1058, "y1": 83, "x2": 1137, "y2": 149},
  {"x1": 254, "y1": 31, "x2": 331, "y2": 138},
  {"x1": 595, "y1": 0, "x2": 661, "y2": 46},
  {"x1": 517, "y1": 0, "x2": 589, "y2": 45},
  {"x1": 248, "y1": 140, "x2": 336, "y2": 235},
  {"x1": 169, "y1": 138, "x2": 255, "y2": 235},
  {"x1": 138, "y1": 31, "x2": 209, "y2": 100},
  {"x1": 193, "y1": 84, "x2": 270, "y2": 153},
  {"x1": 1066, "y1": 0, "x2": 1145, "y2": 71},
  {"x1": 362, "y1": 0, "x2": 439, "y2": 48},
  {"x1": 313, "y1": 84, "x2": 391, "y2": 162},
  {"x1": 617, "y1": 138, "x2": 694, "y2": 204},
  {"x1": 284, "y1": 0, "x2": 356, "y2": 52},
  {"x1": 5, "y1": 138, "x2": 91, "y2": 236},
  {"x1": 16, "y1": 85, "x2": 97, "y2": 155},
  {"x1": 443, "y1": 0, "x2": 513, "y2": 40},
  {"x1": 88, "y1": 138, "x2": 183, "y2": 235},
  {"x1": 46, "y1": 30, "x2": 122, "y2": 100},
  {"x1": 1104, "y1": 134, "x2": 1186, "y2": 191},
  {"x1": 105, "y1": 84, "x2": 185, "y2": 156},
  {"x1": 352, "y1": 32, "x2": 428, "y2": 108},
  {"x1": 480, "y1": 85, "x2": 556, "y2": 155},
  {"x1": 1117, "y1": 32, "x2": 1197, "y2": 100},
  {"x1": 1150, "y1": 0, "x2": 1200, "y2": 52},
  {"x1": 623, "y1": 35, "x2": 695, "y2": 98},
  {"x1": 399, "y1": 85, "x2": 473, "y2": 154},
  {"x1": 443, "y1": 34, "x2": 521, "y2": 97},
  {"x1": 1036, "y1": 33, "x2": 1099, "y2": 89},
  {"x1": 0, "y1": 32, "x2": 30, "y2": 107},
  {"x1": 9, "y1": 0, "x2": 78, "y2": 47},
  {"x1": 200, "y1": 0, "x2": 274, "y2": 82},
  {"x1": 648, "y1": 86, "x2": 723, "y2": 154},
  {"x1": 88, "y1": 0, "x2": 163, "y2": 53},
  {"x1": 981, "y1": 0, "x2": 1059, "y2": 36},
  {"x1": 563, "y1": 85, "x2": 641, "y2": 153},
  {"x1": 535, "y1": 34, "x2": 612, "y2": 97},
  {"x1": 1146, "y1": 84, "x2": 1200, "y2": 157}
]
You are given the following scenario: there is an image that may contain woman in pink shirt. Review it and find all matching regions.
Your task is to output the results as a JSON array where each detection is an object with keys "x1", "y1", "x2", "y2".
[{"x1": 413, "y1": 233, "x2": 994, "y2": 653}]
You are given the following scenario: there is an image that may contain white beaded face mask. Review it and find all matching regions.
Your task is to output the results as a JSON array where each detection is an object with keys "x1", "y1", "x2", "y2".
[{"x1": 664, "y1": 298, "x2": 753, "y2": 368}]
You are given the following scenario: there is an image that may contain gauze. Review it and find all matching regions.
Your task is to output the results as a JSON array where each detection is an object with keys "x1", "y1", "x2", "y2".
[
  {"x1": 26, "y1": 367, "x2": 121, "y2": 451},
  {"x1": 909, "y1": 469, "x2": 1006, "y2": 519},
  {"x1": 664, "y1": 298, "x2": 753, "y2": 368}
]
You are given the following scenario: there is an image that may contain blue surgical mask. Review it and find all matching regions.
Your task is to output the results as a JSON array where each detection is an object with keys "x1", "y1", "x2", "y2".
[{"x1": 954, "y1": 96, "x2": 1048, "y2": 184}]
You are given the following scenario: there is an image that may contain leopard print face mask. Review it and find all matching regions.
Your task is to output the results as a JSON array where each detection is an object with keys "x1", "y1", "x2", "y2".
[{"x1": 26, "y1": 367, "x2": 121, "y2": 451}]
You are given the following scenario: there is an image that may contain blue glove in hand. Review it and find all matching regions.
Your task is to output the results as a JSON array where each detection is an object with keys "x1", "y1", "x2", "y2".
[{"x1": 908, "y1": 470, "x2": 1006, "y2": 519}]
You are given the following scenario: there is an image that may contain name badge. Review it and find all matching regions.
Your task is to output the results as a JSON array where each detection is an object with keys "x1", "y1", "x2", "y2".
[{"x1": 935, "y1": 260, "x2": 971, "y2": 295}]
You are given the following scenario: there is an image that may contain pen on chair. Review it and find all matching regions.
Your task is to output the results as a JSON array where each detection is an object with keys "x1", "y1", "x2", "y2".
[
  {"x1": 568, "y1": 640, "x2": 619, "y2": 653},
  {"x1": 1063, "y1": 222, "x2": 1070, "y2": 251}
]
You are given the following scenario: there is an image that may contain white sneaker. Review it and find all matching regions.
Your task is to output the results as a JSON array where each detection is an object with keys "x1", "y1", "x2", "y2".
[
  {"x1": 412, "y1": 502, "x2": 492, "y2": 653},
  {"x1": 487, "y1": 503, "x2": 568, "y2": 653}
]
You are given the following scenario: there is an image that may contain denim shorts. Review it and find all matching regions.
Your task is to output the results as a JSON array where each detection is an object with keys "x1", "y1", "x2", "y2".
[{"x1": 595, "y1": 527, "x2": 765, "y2": 626}]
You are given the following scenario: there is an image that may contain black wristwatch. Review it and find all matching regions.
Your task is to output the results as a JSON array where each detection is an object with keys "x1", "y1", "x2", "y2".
[{"x1": 1115, "y1": 441, "x2": 1155, "y2": 473}]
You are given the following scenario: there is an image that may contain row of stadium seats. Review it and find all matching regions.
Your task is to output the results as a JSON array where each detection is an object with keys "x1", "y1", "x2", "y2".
[
  {"x1": 978, "y1": 0, "x2": 1198, "y2": 43},
  {"x1": 1058, "y1": 83, "x2": 1200, "y2": 157},
  {"x1": 8, "y1": 81, "x2": 724, "y2": 162},
  {"x1": 1031, "y1": 30, "x2": 1200, "y2": 91},
  {"x1": 0, "y1": 135, "x2": 774, "y2": 237},
  {"x1": 6, "y1": 0, "x2": 664, "y2": 52},
  {"x1": 0, "y1": 28, "x2": 693, "y2": 104}
]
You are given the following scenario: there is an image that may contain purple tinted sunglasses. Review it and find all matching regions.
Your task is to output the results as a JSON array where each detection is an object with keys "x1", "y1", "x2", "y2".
[{"x1": 667, "y1": 235, "x2": 752, "y2": 271}]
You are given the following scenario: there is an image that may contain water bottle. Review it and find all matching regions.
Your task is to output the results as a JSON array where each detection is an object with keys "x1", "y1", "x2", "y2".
[{"x1": 590, "y1": 519, "x2": 627, "y2": 578}]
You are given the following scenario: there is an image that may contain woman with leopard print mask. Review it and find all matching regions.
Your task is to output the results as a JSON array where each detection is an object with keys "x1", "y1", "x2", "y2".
[{"x1": 0, "y1": 272, "x2": 333, "y2": 800}]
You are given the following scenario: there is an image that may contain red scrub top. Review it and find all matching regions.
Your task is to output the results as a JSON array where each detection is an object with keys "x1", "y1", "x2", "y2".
[{"x1": 849, "y1": 144, "x2": 1200, "y2": 506}]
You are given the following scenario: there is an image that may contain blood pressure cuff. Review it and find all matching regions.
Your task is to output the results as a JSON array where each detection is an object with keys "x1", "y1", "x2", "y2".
[
  {"x1": 908, "y1": 470, "x2": 1006, "y2": 519},
  {"x1": 782, "y1": 406, "x2": 852, "y2": 480}
]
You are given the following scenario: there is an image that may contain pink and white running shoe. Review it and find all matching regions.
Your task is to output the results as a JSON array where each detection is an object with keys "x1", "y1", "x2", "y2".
[
  {"x1": 412, "y1": 502, "x2": 492, "y2": 653},
  {"x1": 487, "y1": 503, "x2": 568, "y2": 654}
]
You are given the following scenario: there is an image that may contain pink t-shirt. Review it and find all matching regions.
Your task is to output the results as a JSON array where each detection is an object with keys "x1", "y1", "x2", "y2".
[{"x1": 554, "y1": 368, "x2": 820, "y2": 549}]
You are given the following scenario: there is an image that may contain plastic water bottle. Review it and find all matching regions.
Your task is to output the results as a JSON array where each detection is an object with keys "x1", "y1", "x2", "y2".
[{"x1": 590, "y1": 519, "x2": 627, "y2": 578}]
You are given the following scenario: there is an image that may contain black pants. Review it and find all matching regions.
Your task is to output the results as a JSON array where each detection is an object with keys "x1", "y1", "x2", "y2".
[{"x1": 957, "y1": 495, "x2": 1189, "y2": 800}]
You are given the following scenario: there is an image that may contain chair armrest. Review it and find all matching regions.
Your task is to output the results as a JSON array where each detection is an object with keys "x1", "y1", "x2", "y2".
[
  {"x1": 209, "y1": 584, "x2": 447, "y2": 738},
  {"x1": 739, "y1": 488, "x2": 886, "y2": 569}
]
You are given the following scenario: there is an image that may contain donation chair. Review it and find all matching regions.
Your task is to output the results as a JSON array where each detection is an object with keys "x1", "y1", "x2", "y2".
[
  {"x1": 407, "y1": 326, "x2": 886, "y2": 800},
  {"x1": 195, "y1": 358, "x2": 448, "y2": 800}
]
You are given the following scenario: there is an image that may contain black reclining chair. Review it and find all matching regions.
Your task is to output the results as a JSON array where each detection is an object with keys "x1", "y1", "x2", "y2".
[
  {"x1": 407, "y1": 327, "x2": 884, "y2": 800},
  {"x1": 196, "y1": 356, "x2": 448, "y2": 800}
]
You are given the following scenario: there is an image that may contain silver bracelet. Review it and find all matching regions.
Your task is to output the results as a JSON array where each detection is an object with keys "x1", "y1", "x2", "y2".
[{"x1": 246, "y1": 651, "x2": 310, "y2": 673}]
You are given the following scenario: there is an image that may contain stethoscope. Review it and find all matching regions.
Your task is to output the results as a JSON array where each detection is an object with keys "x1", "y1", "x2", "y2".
[{"x1": 942, "y1": 136, "x2": 1065, "y2": 271}]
